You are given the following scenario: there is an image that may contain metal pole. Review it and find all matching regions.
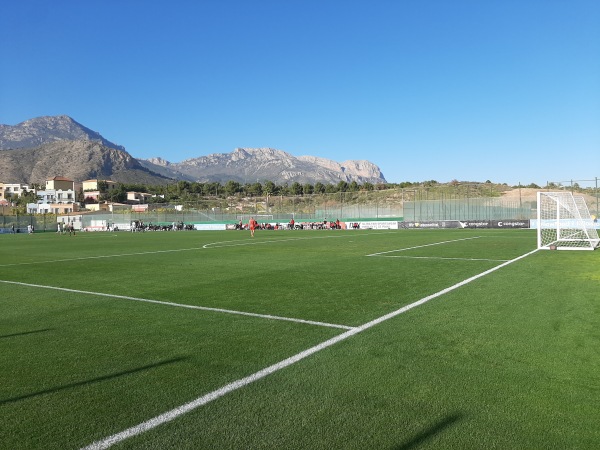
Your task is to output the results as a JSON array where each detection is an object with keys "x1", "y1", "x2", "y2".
[{"x1": 596, "y1": 177, "x2": 600, "y2": 218}]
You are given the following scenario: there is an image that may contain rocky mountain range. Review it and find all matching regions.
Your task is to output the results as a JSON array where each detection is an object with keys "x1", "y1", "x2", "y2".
[
  {"x1": 139, "y1": 148, "x2": 386, "y2": 185},
  {"x1": 0, "y1": 141, "x2": 173, "y2": 186},
  {"x1": 0, "y1": 115, "x2": 125, "y2": 151},
  {"x1": 0, "y1": 115, "x2": 387, "y2": 185}
]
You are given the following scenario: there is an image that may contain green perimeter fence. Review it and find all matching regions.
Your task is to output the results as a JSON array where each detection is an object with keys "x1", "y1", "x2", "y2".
[
  {"x1": 0, "y1": 198, "x2": 538, "y2": 232},
  {"x1": 0, "y1": 214, "x2": 58, "y2": 233},
  {"x1": 2, "y1": 182, "x2": 598, "y2": 231}
]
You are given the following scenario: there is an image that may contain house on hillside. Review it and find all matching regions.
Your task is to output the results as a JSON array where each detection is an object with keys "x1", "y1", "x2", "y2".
[
  {"x1": 46, "y1": 176, "x2": 75, "y2": 191},
  {"x1": 126, "y1": 191, "x2": 153, "y2": 203},
  {"x1": 82, "y1": 179, "x2": 118, "y2": 192},
  {"x1": 0, "y1": 182, "x2": 32, "y2": 203},
  {"x1": 81, "y1": 179, "x2": 119, "y2": 203},
  {"x1": 27, "y1": 188, "x2": 80, "y2": 214}
]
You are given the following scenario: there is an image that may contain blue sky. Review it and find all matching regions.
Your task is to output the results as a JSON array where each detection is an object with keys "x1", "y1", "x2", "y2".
[{"x1": 1, "y1": 0, "x2": 599, "y2": 186}]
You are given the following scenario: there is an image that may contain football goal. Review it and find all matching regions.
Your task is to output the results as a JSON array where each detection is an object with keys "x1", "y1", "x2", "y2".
[
  {"x1": 537, "y1": 191, "x2": 600, "y2": 250},
  {"x1": 238, "y1": 214, "x2": 274, "y2": 223}
]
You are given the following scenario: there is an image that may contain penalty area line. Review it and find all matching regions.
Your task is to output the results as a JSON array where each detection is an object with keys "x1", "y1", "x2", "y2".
[
  {"x1": 202, "y1": 231, "x2": 397, "y2": 249},
  {"x1": 0, "y1": 279, "x2": 353, "y2": 331},
  {"x1": 374, "y1": 255, "x2": 510, "y2": 262},
  {"x1": 81, "y1": 247, "x2": 539, "y2": 450},
  {"x1": 366, "y1": 236, "x2": 481, "y2": 257}
]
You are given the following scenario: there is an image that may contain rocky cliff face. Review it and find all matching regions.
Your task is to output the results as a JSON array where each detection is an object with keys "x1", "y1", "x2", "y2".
[
  {"x1": 297, "y1": 155, "x2": 384, "y2": 180},
  {"x1": 0, "y1": 140, "x2": 171, "y2": 185},
  {"x1": 0, "y1": 115, "x2": 125, "y2": 151},
  {"x1": 139, "y1": 148, "x2": 387, "y2": 185}
]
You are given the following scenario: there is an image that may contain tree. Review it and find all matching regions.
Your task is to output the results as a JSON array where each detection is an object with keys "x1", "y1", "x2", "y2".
[
  {"x1": 290, "y1": 182, "x2": 303, "y2": 196},
  {"x1": 337, "y1": 181, "x2": 349, "y2": 192},
  {"x1": 248, "y1": 182, "x2": 263, "y2": 196},
  {"x1": 190, "y1": 182, "x2": 204, "y2": 194},
  {"x1": 325, "y1": 183, "x2": 338, "y2": 193},
  {"x1": 264, "y1": 181, "x2": 277, "y2": 195},
  {"x1": 14, "y1": 190, "x2": 38, "y2": 207},
  {"x1": 177, "y1": 181, "x2": 191, "y2": 194},
  {"x1": 203, "y1": 182, "x2": 222, "y2": 196},
  {"x1": 224, "y1": 180, "x2": 241, "y2": 196},
  {"x1": 76, "y1": 187, "x2": 85, "y2": 203},
  {"x1": 314, "y1": 182, "x2": 326, "y2": 194},
  {"x1": 279, "y1": 183, "x2": 291, "y2": 196},
  {"x1": 303, "y1": 183, "x2": 314, "y2": 195}
]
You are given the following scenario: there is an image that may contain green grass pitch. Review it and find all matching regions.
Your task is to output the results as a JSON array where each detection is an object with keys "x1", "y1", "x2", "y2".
[{"x1": 1, "y1": 228, "x2": 599, "y2": 449}]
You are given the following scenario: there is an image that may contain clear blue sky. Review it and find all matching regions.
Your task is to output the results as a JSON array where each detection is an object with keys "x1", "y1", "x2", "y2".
[{"x1": 1, "y1": 0, "x2": 599, "y2": 186}]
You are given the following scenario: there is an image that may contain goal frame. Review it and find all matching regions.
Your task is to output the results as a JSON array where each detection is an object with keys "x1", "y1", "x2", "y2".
[
  {"x1": 237, "y1": 214, "x2": 274, "y2": 223},
  {"x1": 537, "y1": 191, "x2": 600, "y2": 251}
]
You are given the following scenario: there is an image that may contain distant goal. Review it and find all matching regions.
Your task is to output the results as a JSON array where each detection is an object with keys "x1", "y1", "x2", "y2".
[
  {"x1": 537, "y1": 191, "x2": 599, "y2": 250},
  {"x1": 238, "y1": 214, "x2": 274, "y2": 223}
]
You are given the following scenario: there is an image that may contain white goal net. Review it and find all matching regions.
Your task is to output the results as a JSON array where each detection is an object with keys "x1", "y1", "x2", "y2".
[
  {"x1": 537, "y1": 191, "x2": 600, "y2": 250},
  {"x1": 238, "y1": 214, "x2": 274, "y2": 223}
]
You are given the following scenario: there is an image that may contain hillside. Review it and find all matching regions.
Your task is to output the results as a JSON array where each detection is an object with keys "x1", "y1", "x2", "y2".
[
  {"x1": 0, "y1": 115, "x2": 124, "y2": 151},
  {"x1": 1, "y1": 115, "x2": 387, "y2": 185},
  {"x1": 0, "y1": 140, "x2": 172, "y2": 185}
]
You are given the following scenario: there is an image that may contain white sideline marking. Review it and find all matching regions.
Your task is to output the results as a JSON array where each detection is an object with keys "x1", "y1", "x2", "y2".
[
  {"x1": 0, "y1": 280, "x2": 353, "y2": 331},
  {"x1": 366, "y1": 236, "x2": 481, "y2": 257},
  {"x1": 81, "y1": 247, "x2": 539, "y2": 450}
]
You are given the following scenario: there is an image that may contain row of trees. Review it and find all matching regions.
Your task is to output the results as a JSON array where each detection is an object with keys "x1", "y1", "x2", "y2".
[
  {"x1": 85, "y1": 179, "x2": 527, "y2": 205},
  {"x1": 9, "y1": 178, "x2": 567, "y2": 213},
  {"x1": 97, "y1": 180, "x2": 408, "y2": 204}
]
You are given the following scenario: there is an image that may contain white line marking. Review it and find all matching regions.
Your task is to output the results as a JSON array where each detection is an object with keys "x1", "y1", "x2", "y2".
[
  {"x1": 366, "y1": 236, "x2": 481, "y2": 257},
  {"x1": 0, "y1": 247, "x2": 206, "y2": 268},
  {"x1": 0, "y1": 280, "x2": 353, "y2": 331},
  {"x1": 0, "y1": 231, "x2": 395, "y2": 268},
  {"x1": 202, "y1": 231, "x2": 397, "y2": 249},
  {"x1": 375, "y1": 256, "x2": 509, "y2": 262},
  {"x1": 81, "y1": 247, "x2": 539, "y2": 450}
]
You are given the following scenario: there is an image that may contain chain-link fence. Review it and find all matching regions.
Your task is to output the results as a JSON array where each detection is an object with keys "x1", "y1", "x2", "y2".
[
  {"x1": 2, "y1": 180, "x2": 598, "y2": 230},
  {"x1": 548, "y1": 178, "x2": 599, "y2": 218},
  {"x1": 403, "y1": 197, "x2": 534, "y2": 221},
  {"x1": 0, "y1": 214, "x2": 58, "y2": 233}
]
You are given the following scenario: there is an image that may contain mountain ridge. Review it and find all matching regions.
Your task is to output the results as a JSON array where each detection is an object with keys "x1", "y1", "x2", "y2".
[
  {"x1": 0, "y1": 140, "x2": 173, "y2": 185},
  {"x1": 0, "y1": 115, "x2": 125, "y2": 151},
  {"x1": 138, "y1": 147, "x2": 386, "y2": 185},
  {"x1": 0, "y1": 116, "x2": 387, "y2": 185}
]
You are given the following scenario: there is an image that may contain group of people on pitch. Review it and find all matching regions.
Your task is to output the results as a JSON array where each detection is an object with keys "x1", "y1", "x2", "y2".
[{"x1": 240, "y1": 217, "x2": 347, "y2": 235}]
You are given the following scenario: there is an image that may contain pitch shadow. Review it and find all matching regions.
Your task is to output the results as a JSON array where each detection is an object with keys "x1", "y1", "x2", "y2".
[
  {"x1": 0, "y1": 328, "x2": 54, "y2": 339},
  {"x1": 1, "y1": 356, "x2": 188, "y2": 405},
  {"x1": 392, "y1": 413, "x2": 464, "y2": 450}
]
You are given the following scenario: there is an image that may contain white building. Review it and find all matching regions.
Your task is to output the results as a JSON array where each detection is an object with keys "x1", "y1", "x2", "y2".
[
  {"x1": 27, "y1": 189, "x2": 79, "y2": 214},
  {"x1": 0, "y1": 182, "x2": 32, "y2": 203}
]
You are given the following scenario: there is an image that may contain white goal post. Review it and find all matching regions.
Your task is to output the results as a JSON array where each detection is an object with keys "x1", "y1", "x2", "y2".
[
  {"x1": 537, "y1": 191, "x2": 600, "y2": 250},
  {"x1": 238, "y1": 214, "x2": 274, "y2": 223}
]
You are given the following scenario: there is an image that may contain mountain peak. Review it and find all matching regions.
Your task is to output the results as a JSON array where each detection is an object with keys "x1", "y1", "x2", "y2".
[
  {"x1": 139, "y1": 147, "x2": 386, "y2": 184},
  {"x1": 0, "y1": 115, "x2": 125, "y2": 151},
  {"x1": 1, "y1": 115, "x2": 387, "y2": 185}
]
